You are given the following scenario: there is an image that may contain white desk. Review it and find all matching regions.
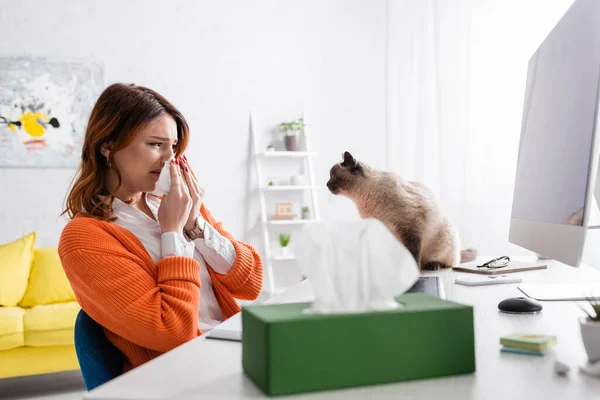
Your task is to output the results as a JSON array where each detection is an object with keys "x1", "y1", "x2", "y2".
[{"x1": 85, "y1": 258, "x2": 600, "y2": 399}]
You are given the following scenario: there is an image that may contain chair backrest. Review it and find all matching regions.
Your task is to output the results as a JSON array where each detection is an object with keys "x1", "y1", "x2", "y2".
[{"x1": 74, "y1": 309, "x2": 124, "y2": 391}]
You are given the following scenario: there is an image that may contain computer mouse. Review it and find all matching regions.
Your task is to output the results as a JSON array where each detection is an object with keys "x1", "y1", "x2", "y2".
[{"x1": 498, "y1": 297, "x2": 542, "y2": 314}]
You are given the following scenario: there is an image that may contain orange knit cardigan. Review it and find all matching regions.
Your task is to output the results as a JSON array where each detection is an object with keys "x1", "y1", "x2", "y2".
[{"x1": 58, "y1": 204, "x2": 263, "y2": 372}]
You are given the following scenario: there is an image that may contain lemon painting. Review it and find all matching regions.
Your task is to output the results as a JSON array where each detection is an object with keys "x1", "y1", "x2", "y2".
[{"x1": 0, "y1": 57, "x2": 103, "y2": 167}]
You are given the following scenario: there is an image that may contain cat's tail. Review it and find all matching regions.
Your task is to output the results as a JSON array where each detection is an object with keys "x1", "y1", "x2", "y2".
[{"x1": 460, "y1": 248, "x2": 477, "y2": 263}]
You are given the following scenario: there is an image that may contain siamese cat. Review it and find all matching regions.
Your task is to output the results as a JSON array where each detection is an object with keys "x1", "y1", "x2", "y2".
[{"x1": 326, "y1": 151, "x2": 476, "y2": 270}]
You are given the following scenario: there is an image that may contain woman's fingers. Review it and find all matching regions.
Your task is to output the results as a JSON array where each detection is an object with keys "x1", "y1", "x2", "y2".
[
  {"x1": 183, "y1": 155, "x2": 200, "y2": 182},
  {"x1": 181, "y1": 163, "x2": 196, "y2": 197},
  {"x1": 176, "y1": 158, "x2": 191, "y2": 197},
  {"x1": 181, "y1": 156, "x2": 203, "y2": 199},
  {"x1": 169, "y1": 161, "x2": 182, "y2": 193},
  {"x1": 158, "y1": 159, "x2": 191, "y2": 233},
  {"x1": 187, "y1": 168, "x2": 202, "y2": 195}
]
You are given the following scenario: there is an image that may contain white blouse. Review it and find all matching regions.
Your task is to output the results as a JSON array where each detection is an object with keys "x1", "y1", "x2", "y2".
[{"x1": 111, "y1": 194, "x2": 236, "y2": 333}]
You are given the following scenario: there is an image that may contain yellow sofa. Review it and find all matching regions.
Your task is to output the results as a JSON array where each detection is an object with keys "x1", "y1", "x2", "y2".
[{"x1": 0, "y1": 232, "x2": 80, "y2": 379}]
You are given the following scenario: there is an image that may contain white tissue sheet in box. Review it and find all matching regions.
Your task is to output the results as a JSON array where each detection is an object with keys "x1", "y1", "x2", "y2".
[{"x1": 293, "y1": 218, "x2": 419, "y2": 314}]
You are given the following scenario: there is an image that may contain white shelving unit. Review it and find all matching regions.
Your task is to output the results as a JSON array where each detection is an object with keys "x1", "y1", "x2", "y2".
[
  {"x1": 272, "y1": 255, "x2": 297, "y2": 261},
  {"x1": 266, "y1": 219, "x2": 319, "y2": 225},
  {"x1": 250, "y1": 111, "x2": 321, "y2": 295},
  {"x1": 258, "y1": 151, "x2": 317, "y2": 158},
  {"x1": 261, "y1": 185, "x2": 315, "y2": 192}
]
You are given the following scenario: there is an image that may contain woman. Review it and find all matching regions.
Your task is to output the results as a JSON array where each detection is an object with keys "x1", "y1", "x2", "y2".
[{"x1": 59, "y1": 83, "x2": 263, "y2": 372}]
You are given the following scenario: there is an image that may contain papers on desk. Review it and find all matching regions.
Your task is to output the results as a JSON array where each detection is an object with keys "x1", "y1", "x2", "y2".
[{"x1": 206, "y1": 312, "x2": 242, "y2": 342}]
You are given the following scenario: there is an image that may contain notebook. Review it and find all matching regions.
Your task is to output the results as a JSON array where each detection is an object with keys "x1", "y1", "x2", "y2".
[
  {"x1": 206, "y1": 313, "x2": 242, "y2": 342},
  {"x1": 500, "y1": 334, "x2": 557, "y2": 351},
  {"x1": 452, "y1": 260, "x2": 547, "y2": 275},
  {"x1": 500, "y1": 346, "x2": 547, "y2": 356}
]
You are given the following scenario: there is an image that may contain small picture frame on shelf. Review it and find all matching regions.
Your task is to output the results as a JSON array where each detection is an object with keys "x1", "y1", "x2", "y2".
[{"x1": 270, "y1": 202, "x2": 294, "y2": 220}]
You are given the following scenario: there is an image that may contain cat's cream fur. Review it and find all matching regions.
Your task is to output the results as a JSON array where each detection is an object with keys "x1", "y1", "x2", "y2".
[{"x1": 326, "y1": 151, "x2": 476, "y2": 270}]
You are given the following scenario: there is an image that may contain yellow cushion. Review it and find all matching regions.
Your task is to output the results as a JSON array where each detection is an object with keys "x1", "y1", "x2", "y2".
[
  {"x1": 0, "y1": 345, "x2": 79, "y2": 379},
  {"x1": 23, "y1": 302, "x2": 80, "y2": 347},
  {"x1": 19, "y1": 247, "x2": 76, "y2": 307},
  {"x1": 0, "y1": 232, "x2": 36, "y2": 306},
  {"x1": 0, "y1": 307, "x2": 25, "y2": 351}
]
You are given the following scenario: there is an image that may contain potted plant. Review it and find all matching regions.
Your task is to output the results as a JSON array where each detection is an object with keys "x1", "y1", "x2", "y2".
[
  {"x1": 579, "y1": 298, "x2": 600, "y2": 363},
  {"x1": 279, "y1": 117, "x2": 304, "y2": 151},
  {"x1": 279, "y1": 233, "x2": 291, "y2": 257},
  {"x1": 301, "y1": 206, "x2": 311, "y2": 220}
]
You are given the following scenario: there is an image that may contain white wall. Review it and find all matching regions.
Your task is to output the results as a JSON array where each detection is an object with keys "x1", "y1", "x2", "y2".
[
  {"x1": 0, "y1": 0, "x2": 386, "y2": 287},
  {"x1": 5, "y1": 1, "x2": 594, "y2": 286}
]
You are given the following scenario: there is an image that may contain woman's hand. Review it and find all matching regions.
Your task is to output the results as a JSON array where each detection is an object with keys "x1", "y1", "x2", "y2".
[
  {"x1": 179, "y1": 155, "x2": 205, "y2": 232},
  {"x1": 158, "y1": 160, "x2": 192, "y2": 233}
]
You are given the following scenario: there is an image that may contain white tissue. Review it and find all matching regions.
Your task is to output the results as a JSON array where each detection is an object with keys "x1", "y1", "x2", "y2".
[
  {"x1": 293, "y1": 218, "x2": 419, "y2": 314},
  {"x1": 151, "y1": 156, "x2": 174, "y2": 196}
]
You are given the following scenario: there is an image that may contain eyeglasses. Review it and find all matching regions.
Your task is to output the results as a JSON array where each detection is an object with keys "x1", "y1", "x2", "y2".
[{"x1": 477, "y1": 256, "x2": 510, "y2": 269}]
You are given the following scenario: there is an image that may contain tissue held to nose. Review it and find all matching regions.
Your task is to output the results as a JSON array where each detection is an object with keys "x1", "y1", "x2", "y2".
[
  {"x1": 151, "y1": 155, "x2": 174, "y2": 196},
  {"x1": 293, "y1": 219, "x2": 420, "y2": 314}
]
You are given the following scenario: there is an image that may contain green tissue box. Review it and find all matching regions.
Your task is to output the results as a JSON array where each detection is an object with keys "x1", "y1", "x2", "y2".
[{"x1": 242, "y1": 293, "x2": 475, "y2": 396}]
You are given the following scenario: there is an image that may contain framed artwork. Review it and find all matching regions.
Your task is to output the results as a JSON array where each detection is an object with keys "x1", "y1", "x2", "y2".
[{"x1": 0, "y1": 57, "x2": 104, "y2": 167}]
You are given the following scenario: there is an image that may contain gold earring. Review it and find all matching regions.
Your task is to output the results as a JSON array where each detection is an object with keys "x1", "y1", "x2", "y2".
[{"x1": 106, "y1": 157, "x2": 112, "y2": 169}]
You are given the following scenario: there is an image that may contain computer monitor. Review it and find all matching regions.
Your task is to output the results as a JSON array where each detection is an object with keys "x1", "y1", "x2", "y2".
[{"x1": 509, "y1": 0, "x2": 600, "y2": 268}]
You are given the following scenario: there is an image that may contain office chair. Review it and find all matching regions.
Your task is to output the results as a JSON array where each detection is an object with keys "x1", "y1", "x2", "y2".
[{"x1": 74, "y1": 309, "x2": 124, "y2": 391}]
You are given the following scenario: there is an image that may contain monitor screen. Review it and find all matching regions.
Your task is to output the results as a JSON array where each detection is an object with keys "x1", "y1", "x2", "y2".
[{"x1": 511, "y1": 0, "x2": 600, "y2": 227}]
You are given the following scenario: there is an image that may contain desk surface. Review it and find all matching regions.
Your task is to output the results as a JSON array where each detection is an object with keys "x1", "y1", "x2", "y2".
[{"x1": 85, "y1": 258, "x2": 600, "y2": 400}]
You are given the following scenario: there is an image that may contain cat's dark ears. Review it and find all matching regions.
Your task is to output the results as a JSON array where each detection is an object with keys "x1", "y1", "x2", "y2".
[
  {"x1": 341, "y1": 151, "x2": 362, "y2": 175},
  {"x1": 342, "y1": 151, "x2": 356, "y2": 166}
]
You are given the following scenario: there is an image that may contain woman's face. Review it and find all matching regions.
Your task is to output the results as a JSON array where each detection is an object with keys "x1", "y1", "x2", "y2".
[{"x1": 110, "y1": 115, "x2": 179, "y2": 194}]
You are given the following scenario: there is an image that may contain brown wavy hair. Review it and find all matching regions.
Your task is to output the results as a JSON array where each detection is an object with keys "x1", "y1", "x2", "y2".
[{"x1": 62, "y1": 83, "x2": 190, "y2": 221}]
